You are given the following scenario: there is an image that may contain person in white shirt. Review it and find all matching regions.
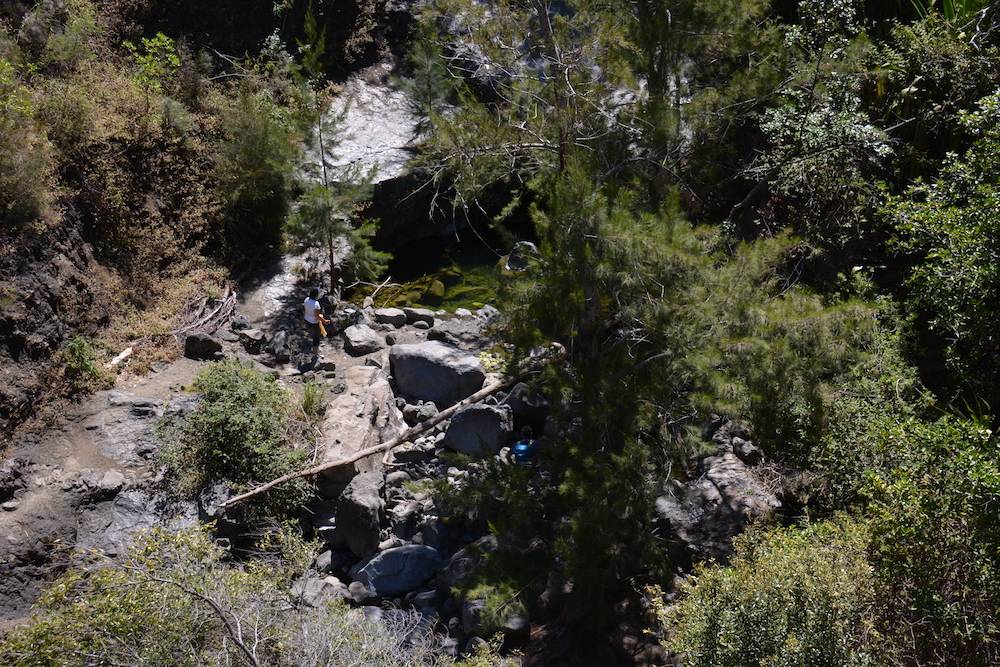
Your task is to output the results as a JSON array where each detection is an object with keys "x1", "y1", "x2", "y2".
[{"x1": 303, "y1": 288, "x2": 330, "y2": 351}]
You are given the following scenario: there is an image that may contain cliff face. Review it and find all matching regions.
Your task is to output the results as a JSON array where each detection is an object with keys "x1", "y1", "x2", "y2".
[{"x1": 0, "y1": 220, "x2": 117, "y2": 437}]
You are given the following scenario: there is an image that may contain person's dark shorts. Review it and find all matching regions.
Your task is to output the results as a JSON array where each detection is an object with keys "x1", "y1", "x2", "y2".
[{"x1": 307, "y1": 320, "x2": 321, "y2": 347}]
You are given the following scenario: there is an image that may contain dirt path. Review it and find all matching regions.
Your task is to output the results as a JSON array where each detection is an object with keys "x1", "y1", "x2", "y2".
[{"x1": 0, "y1": 357, "x2": 203, "y2": 622}]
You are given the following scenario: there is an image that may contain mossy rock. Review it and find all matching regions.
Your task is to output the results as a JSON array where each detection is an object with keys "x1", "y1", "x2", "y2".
[{"x1": 429, "y1": 279, "x2": 446, "y2": 297}]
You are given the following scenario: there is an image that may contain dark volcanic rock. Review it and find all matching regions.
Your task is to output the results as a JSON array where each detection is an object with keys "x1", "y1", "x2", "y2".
[
  {"x1": 183, "y1": 333, "x2": 223, "y2": 360},
  {"x1": 356, "y1": 544, "x2": 443, "y2": 597},
  {"x1": 442, "y1": 404, "x2": 513, "y2": 458},
  {"x1": 389, "y1": 341, "x2": 485, "y2": 407},
  {"x1": 336, "y1": 472, "x2": 385, "y2": 558}
]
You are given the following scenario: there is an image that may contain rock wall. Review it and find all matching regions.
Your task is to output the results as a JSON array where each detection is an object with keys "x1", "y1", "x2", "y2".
[{"x1": 0, "y1": 222, "x2": 117, "y2": 436}]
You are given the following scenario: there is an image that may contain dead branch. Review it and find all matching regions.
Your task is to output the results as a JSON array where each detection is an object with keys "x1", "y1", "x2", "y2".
[
  {"x1": 172, "y1": 287, "x2": 237, "y2": 337},
  {"x1": 220, "y1": 343, "x2": 565, "y2": 509}
]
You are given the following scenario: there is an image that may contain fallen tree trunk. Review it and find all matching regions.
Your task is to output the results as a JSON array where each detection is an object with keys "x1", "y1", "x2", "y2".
[{"x1": 220, "y1": 343, "x2": 564, "y2": 509}]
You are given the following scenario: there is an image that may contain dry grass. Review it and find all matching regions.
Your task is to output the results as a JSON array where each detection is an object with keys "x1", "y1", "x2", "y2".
[{"x1": 101, "y1": 263, "x2": 230, "y2": 377}]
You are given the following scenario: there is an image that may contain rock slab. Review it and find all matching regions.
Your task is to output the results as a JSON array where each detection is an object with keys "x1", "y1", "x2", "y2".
[
  {"x1": 389, "y1": 341, "x2": 485, "y2": 407},
  {"x1": 443, "y1": 404, "x2": 513, "y2": 457},
  {"x1": 318, "y1": 365, "x2": 404, "y2": 491},
  {"x1": 356, "y1": 545, "x2": 443, "y2": 597}
]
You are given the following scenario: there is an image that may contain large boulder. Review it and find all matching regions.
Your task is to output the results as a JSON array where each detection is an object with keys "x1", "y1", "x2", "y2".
[
  {"x1": 655, "y1": 434, "x2": 780, "y2": 563},
  {"x1": 318, "y1": 366, "x2": 404, "y2": 493},
  {"x1": 271, "y1": 330, "x2": 290, "y2": 363},
  {"x1": 402, "y1": 307, "x2": 435, "y2": 326},
  {"x1": 343, "y1": 324, "x2": 385, "y2": 356},
  {"x1": 183, "y1": 333, "x2": 222, "y2": 360},
  {"x1": 389, "y1": 341, "x2": 485, "y2": 407},
  {"x1": 356, "y1": 544, "x2": 443, "y2": 597},
  {"x1": 293, "y1": 574, "x2": 351, "y2": 607},
  {"x1": 437, "y1": 535, "x2": 498, "y2": 591},
  {"x1": 336, "y1": 472, "x2": 385, "y2": 558},
  {"x1": 237, "y1": 328, "x2": 266, "y2": 354},
  {"x1": 373, "y1": 308, "x2": 407, "y2": 328},
  {"x1": 442, "y1": 404, "x2": 513, "y2": 458}
]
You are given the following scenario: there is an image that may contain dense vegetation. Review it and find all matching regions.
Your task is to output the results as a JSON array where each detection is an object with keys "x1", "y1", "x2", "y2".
[
  {"x1": 0, "y1": 527, "x2": 511, "y2": 666},
  {"x1": 159, "y1": 360, "x2": 316, "y2": 517},
  {"x1": 3, "y1": 0, "x2": 1000, "y2": 664},
  {"x1": 410, "y1": 0, "x2": 1000, "y2": 664}
]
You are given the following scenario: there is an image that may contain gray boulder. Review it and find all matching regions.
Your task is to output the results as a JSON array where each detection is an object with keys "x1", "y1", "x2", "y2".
[
  {"x1": 655, "y1": 443, "x2": 780, "y2": 562},
  {"x1": 336, "y1": 472, "x2": 385, "y2": 558},
  {"x1": 733, "y1": 437, "x2": 764, "y2": 466},
  {"x1": 403, "y1": 307, "x2": 435, "y2": 326},
  {"x1": 373, "y1": 308, "x2": 407, "y2": 327},
  {"x1": 356, "y1": 544, "x2": 443, "y2": 597},
  {"x1": 237, "y1": 328, "x2": 266, "y2": 354},
  {"x1": 294, "y1": 574, "x2": 351, "y2": 607},
  {"x1": 389, "y1": 341, "x2": 485, "y2": 407},
  {"x1": 402, "y1": 401, "x2": 439, "y2": 425},
  {"x1": 438, "y1": 535, "x2": 498, "y2": 591},
  {"x1": 343, "y1": 324, "x2": 385, "y2": 356},
  {"x1": 271, "y1": 330, "x2": 290, "y2": 363},
  {"x1": 183, "y1": 333, "x2": 222, "y2": 360},
  {"x1": 442, "y1": 404, "x2": 513, "y2": 458}
]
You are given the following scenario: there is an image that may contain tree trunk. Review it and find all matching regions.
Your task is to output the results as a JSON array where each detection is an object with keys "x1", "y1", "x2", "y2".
[{"x1": 327, "y1": 232, "x2": 339, "y2": 300}]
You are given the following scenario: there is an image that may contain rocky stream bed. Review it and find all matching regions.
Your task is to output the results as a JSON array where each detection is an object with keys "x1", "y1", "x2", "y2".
[{"x1": 0, "y1": 246, "x2": 785, "y2": 664}]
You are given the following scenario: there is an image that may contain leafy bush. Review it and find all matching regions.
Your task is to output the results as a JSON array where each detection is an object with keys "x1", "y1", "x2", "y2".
[
  {"x1": 39, "y1": 0, "x2": 99, "y2": 71},
  {"x1": 809, "y1": 321, "x2": 932, "y2": 509},
  {"x1": 0, "y1": 527, "x2": 513, "y2": 667},
  {"x1": 59, "y1": 336, "x2": 111, "y2": 395},
  {"x1": 123, "y1": 32, "x2": 179, "y2": 96},
  {"x1": 688, "y1": 233, "x2": 880, "y2": 463},
  {"x1": 215, "y1": 85, "x2": 299, "y2": 259},
  {"x1": 0, "y1": 58, "x2": 51, "y2": 228},
  {"x1": 162, "y1": 361, "x2": 311, "y2": 514},
  {"x1": 33, "y1": 76, "x2": 95, "y2": 154},
  {"x1": 864, "y1": 417, "x2": 1000, "y2": 665},
  {"x1": 888, "y1": 92, "x2": 1000, "y2": 405},
  {"x1": 666, "y1": 518, "x2": 885, "y2": 667}
]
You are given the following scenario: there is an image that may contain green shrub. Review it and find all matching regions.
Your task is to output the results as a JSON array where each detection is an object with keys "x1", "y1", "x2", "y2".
[
  {"x1": 300, "y1": 380, "x2": 326, "y2": 418},
  {"x1": 34, "y1": 76, "x2": 95, "y2": 153},
  {"x1": 163, "y1": 361, "x2": 312, "y2": 514},
  {"x1": 215, "y1": 85, "x2": 299, "y2": 259},
  {"x1": 666, "y1": 518, "x2": 885, "y2": 667},
  {"x1": 0, "y1": 58, "x2": 51, "y2": 228},
  {"x1": 39, "y1": 0, "x2": 99, "y2": 71},
  {"x1": 0, "y1": 527, "x2": 513, "y2": 667},
  {"x1": 809, "y1": 320, "x2": 933, "y2": 509},
  {"x1": 60, "y1": 336, "x2": 111, "y2": 395},
  {"x1": 864, "y1": 417, "x2": 1000, "y2": 665},
  {"x1": 888, "y1": 92, "x2": 1000, "y2": 405}
]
